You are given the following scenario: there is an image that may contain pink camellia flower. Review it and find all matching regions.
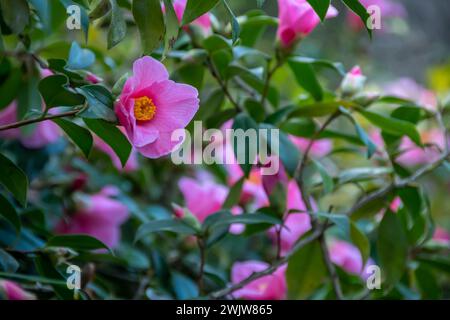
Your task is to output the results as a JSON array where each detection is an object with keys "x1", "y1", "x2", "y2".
[
  {"x1": 0, "y1": 280, "x2": 35, "y2": 300},
  {"x1": 433, "y1": 227, "x2": 450, "y2": 245},
  {"x1": 347, "y1": 0, "x2": 406, "y2": 31},
  {"x1": 94, "y1": 134, "x2": 139, "y2": 172},
  {"x1": 232, "y1": 261, "x2": 287, "y2": 300},
  {"x1": 277, "y1": 0, "x2": 338, "y2": 48},
  {"x1": 55, "y1": 186, "x2": 129, "y2": 248},
  {"x1": 171, "y1": 0, "x2": 212, "y2": 34},
  {"x1": 0, "y1": 101, "x2": 60, "y2": 149},
  {"x1": 385, "y1": 78, "x2": 437, "y2": 110},
  {"x1": 290, "y1": 136, "x2": 332, "y2": 158},
  {"x1": 178, "y1": 176, "x2": 228, "y2": 223},
  {"x1": 115, "y1": 56, "x2": 199, "y2": 159},
  {"x1": 329, "y1": 240, "x2": 375, "y2": 279},
  {"x1": 340, "y1": 66, "x2": 367, "y2": 95},
  {"x1": 397, "y1": 129, "x2": 447, "y2": 167},
  {"x1": 267, "y1": 181, "x2": 312, "y2": 255}
]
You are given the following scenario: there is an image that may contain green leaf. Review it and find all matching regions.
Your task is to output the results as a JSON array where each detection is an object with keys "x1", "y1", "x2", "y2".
[
  {"x1": 312, "y1": 159, "x2": 333, "y2": 194},
  {"x1": 358, "y1": 109, "x2": 422, "y2": 146},
  {"x1": 0, "y1": 153, "x2": 28, "y2": 207},
  {"x1": 288, "y1": 58, "x2": 323, "y2": 101},
  {"x1": 281, "y1": 118, "x2": 316, "y2": 137},
  {"x1": 0, "y1": 194, "x2": 21, "y2": 233},
  {"x1": 52, "y1": 118, "x2": 93, "y2": 158},
  {"x1": 415, "y1": 265, "x2": 441, "y2": 299},
  {"x1": 287, "y1": 240, "x2": 326, "y2": 299},
  {"x1": 38, "y1": 74, "x2": 85, "y2": 108},
  {"x1": 223, "y1": 177, "x2": 244, "y2": 209},
  {"x1": 377, "y1": 211, "x2": 408, "y2": 285},
  {"x1": 288, "y1": 101, "x2": 343, "y2": 118},
  {"x1": 67, "y1": 41, "x2": 95, "y2": 70},
  {"x1": 0, "y1": 249, "x2": 19, "y2": 273},
  {"x1": 340, "y1": 107, "x2": 376, "y2": 158},
  {"x1": 222, "y1": 0, "x2": 240, "y2": 44},
  {"x1": 202, "y1": 211, "x2": 281, "y2": 231},
  {"x1": 135, "y1": 219, "x2": 197, "y2": 243},
  {"x1": 0, "y1": 68, "x2": 21, "y2": 110},
  {"x1": 350, "y1": 222, "x2": 370, "y2": 264},
  {"x1": 112, "y1": 72, "x2": 129, "y2": 96},
  {"x1": 163, "y1": 0, "x2": 179, "y2": 58},
  {"x1": 107, "y1": 0, "x2": 127, "y2": 49},
  {"x1": 34, "y1": 254, "x2": 74, "y2": 299},
  {"x1": 307, "y1": 0, "x2": 331, "y2": 22},
  {"x1": 0, "y1": 0, "x2": 29, "y2": 34},
  {"x1": 89, "y1": 0, "x2": 110, "y2": 20},
  {"x1": 83, "y1": 118, "x2": 131, "y2": 167},
  {"x1": 77, "y1": 85, "x2": 116, "y2": 122},
  {"x1": 182, "y1": 0, "x2": 219, "y2": 25},
  {"x1": 46, "y1": 234, "x2": 111, "y2": 252},
  {"x1": 289, "y1": 56, "x2": 346, "y2": 77},
  {"x1": 132, "y1": 0, "x2": 165, "y2": 54},
  {"x1": 232, "y1": 113, "x2": 259, "y2": 177},
  {"x1": 341, "y1": 0, "x2": 372, "y2": 37}
]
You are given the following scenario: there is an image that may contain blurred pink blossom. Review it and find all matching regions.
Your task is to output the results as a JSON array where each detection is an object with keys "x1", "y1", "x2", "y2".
[
  {"x1": 86, "y1": 72, "x2": 103, "y2": 84},
  {"x1": 0, "y1": 280, "x2": 35, "y2": 300},
  {"x1": 277, "y1": 0, "x2": 338, "y2": 48},
  {"x1": 115, "y1": 56, "x2": 199, "y2": 158},
  {"x1": 178, "y1": 176, "x2": 228, "y2": 223},
  {"x1": 433, "y1": 227, "x2": 450, "y2": 245},
  {"x1": 169, "y1": 0, "x2": 212, "y2": 34},
  {"x1": 94, "y1": 133, "x2": 139, "y2": 172},
  {"x1": 347, "y1": 0, "x2": 406, "y2": 31},
  {"x1": 0, "y1": 101, "x2": 60, "y2": 149},
  {"x1": 267, "y1": 181, "x2": 312, "y2": 256},
  {"x1": 232, "y1": 261, "x2": 287, "y2": 300},
  {"x1": 55, "y1": 187, "x2": 129, "y2": 248},
  {"x1": 329, "y1": 240, "x2": 375, "y2": 279},
  {"x1": 290, "y1": 136, "x2": 333, "y2": 158},
  {"x1": 397, "y1": 129, "x2": 447, "y2": 166},
  {"x1": 385, "y1": 78, "x2": 437, "y2": 110}
]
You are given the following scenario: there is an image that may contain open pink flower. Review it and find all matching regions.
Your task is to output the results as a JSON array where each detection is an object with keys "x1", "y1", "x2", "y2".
[
  {"x1": 267, "y1": 181, "x2": 312, "y2": 255},
  {"x1": 0, "y1": 280, "x2": 35, "y2": 300},
  {"x1": 55, "y1": 186, "x2": 129, "y2": 248},
  {"x1": 171, "y1": 0, "x2": 212, "y2": 34},
  {"x1": 290, "y1": 136, "x2": 332, "y2": 158},
  {"x1": 385, "y1": 78, "x2": 437, "y2": 110},
  {"x1": 94, "y1": 134, "x2": 139, "y2": 172},
  {"x1": 0, "y1": 101, "x2": 60, "y2": 149},
  {"x1": 232, "y1": 261, "x2": 287, "y2": 300},
  {"x1": 178, "y1": 176, "x2": 228, "y2": 223},
  {"x1": 277, "y1": 0, "x2": 338, "y2": 48},
  {"x1": 115, "y1": 56, "x2": 199, "y2": 159},
  {"x1": 433, "y1": 227, "x2": 450, "y2": 245},
  {"x1": 347, "y1": 0, "x2": 406, "y2": 31}
]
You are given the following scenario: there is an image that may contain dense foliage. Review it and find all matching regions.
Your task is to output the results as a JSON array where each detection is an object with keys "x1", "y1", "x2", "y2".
[{"x1": 0, "y1": 0, "x2": 449, "y2": 300}]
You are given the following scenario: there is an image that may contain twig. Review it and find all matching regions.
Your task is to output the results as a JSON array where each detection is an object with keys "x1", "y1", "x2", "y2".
[
  {"x1": 0, "y1": 109, "x2": 81, "y2": 131},
  {"x1": 318, "y1": 233, "x2": 344, "y2": 300}
]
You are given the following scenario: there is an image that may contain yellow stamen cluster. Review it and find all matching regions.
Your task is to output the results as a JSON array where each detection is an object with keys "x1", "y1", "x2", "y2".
[{"x1": 134, "y1": 96, "x2": 156, "y2": 121}]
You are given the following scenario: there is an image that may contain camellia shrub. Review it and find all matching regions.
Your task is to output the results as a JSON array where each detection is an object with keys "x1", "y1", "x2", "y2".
[{"x1": 0, "y1": 0, "x2": 449, "y2": 300}]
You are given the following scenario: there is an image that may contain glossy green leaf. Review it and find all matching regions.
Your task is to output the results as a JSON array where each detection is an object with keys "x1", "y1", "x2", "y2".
[
  {"x1": 377, "y1": 211, "x2": 408, "y2": 285},
  {"x1": 52, "y1": 118, "x2": 93, "y2": 158},
  {"x1": 38, "y1": 74, "x2": 85, "y2": 108},
  {"x1": 350, "y1": 221, "x2": 370, "y2": 264},
  {"x1": 135, "y1": 219, "x2": 198, "y2": 243},
  {"x1": 107, "y1": 0, "x2": 127, "y2": 49},
  {"x1": 46, "y1": 234, "x2": 111, "y2": 252},
  {"x1": 132, "y1": 0, "x2": 165, "y2": 54},
  {"x1": 288, "y1": 58, "x2": 323, "y2": 101},
  {"x1": 223, "y1": 177, "x2": 244, "y2": 209},
  {"x1": 0, "y1": 249, "x2": 19, "y2": 273},
  {"x1": 341, "y1": 0, "x2": 372, "y2": 37},
  {"x1": 0, "y1": 193, "x2": 21, "y2": 233},
  {"x1": 0, "y1": 0, "x2": 29, "y2": 34},
  {"x1": 163, "y1": 0, "x2": 180, "y2": 58},
  {"x1": 307, "y1": 0, "x2": 331, "y2": 21},
  {"x1": 83, "y1": 118, "x2": 132, "y2": 167},
  {"x1": 77, "y1": 85, "x2": 116, "y2": 122},
  {"x1": 232, "y1": 113, "x2": 259, "y2": 177},
  {"x1": 182, "y1": 0, "x2": 220, "y2": 25},
  {"x1": 0, "y1": 153, "x2": 28, "y2": 207}
]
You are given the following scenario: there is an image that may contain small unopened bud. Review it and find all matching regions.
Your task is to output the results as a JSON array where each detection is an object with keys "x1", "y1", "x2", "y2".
[{"x1": 341, "y1": 66, "x2": 366, "y2": 96}]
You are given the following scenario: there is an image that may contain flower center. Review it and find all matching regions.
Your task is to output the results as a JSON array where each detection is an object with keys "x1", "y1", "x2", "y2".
[{"x1": 134, "y1": 96, "x2": 156, "y2": 121}]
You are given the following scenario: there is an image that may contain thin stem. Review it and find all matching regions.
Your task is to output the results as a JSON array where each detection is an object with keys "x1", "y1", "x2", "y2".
[
  {"x1": 0, "y1": 109, "x2": 81, "y2": 131},
  {"x1": 318, "y1": 233, "x2": 344, "y2": 300}
]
